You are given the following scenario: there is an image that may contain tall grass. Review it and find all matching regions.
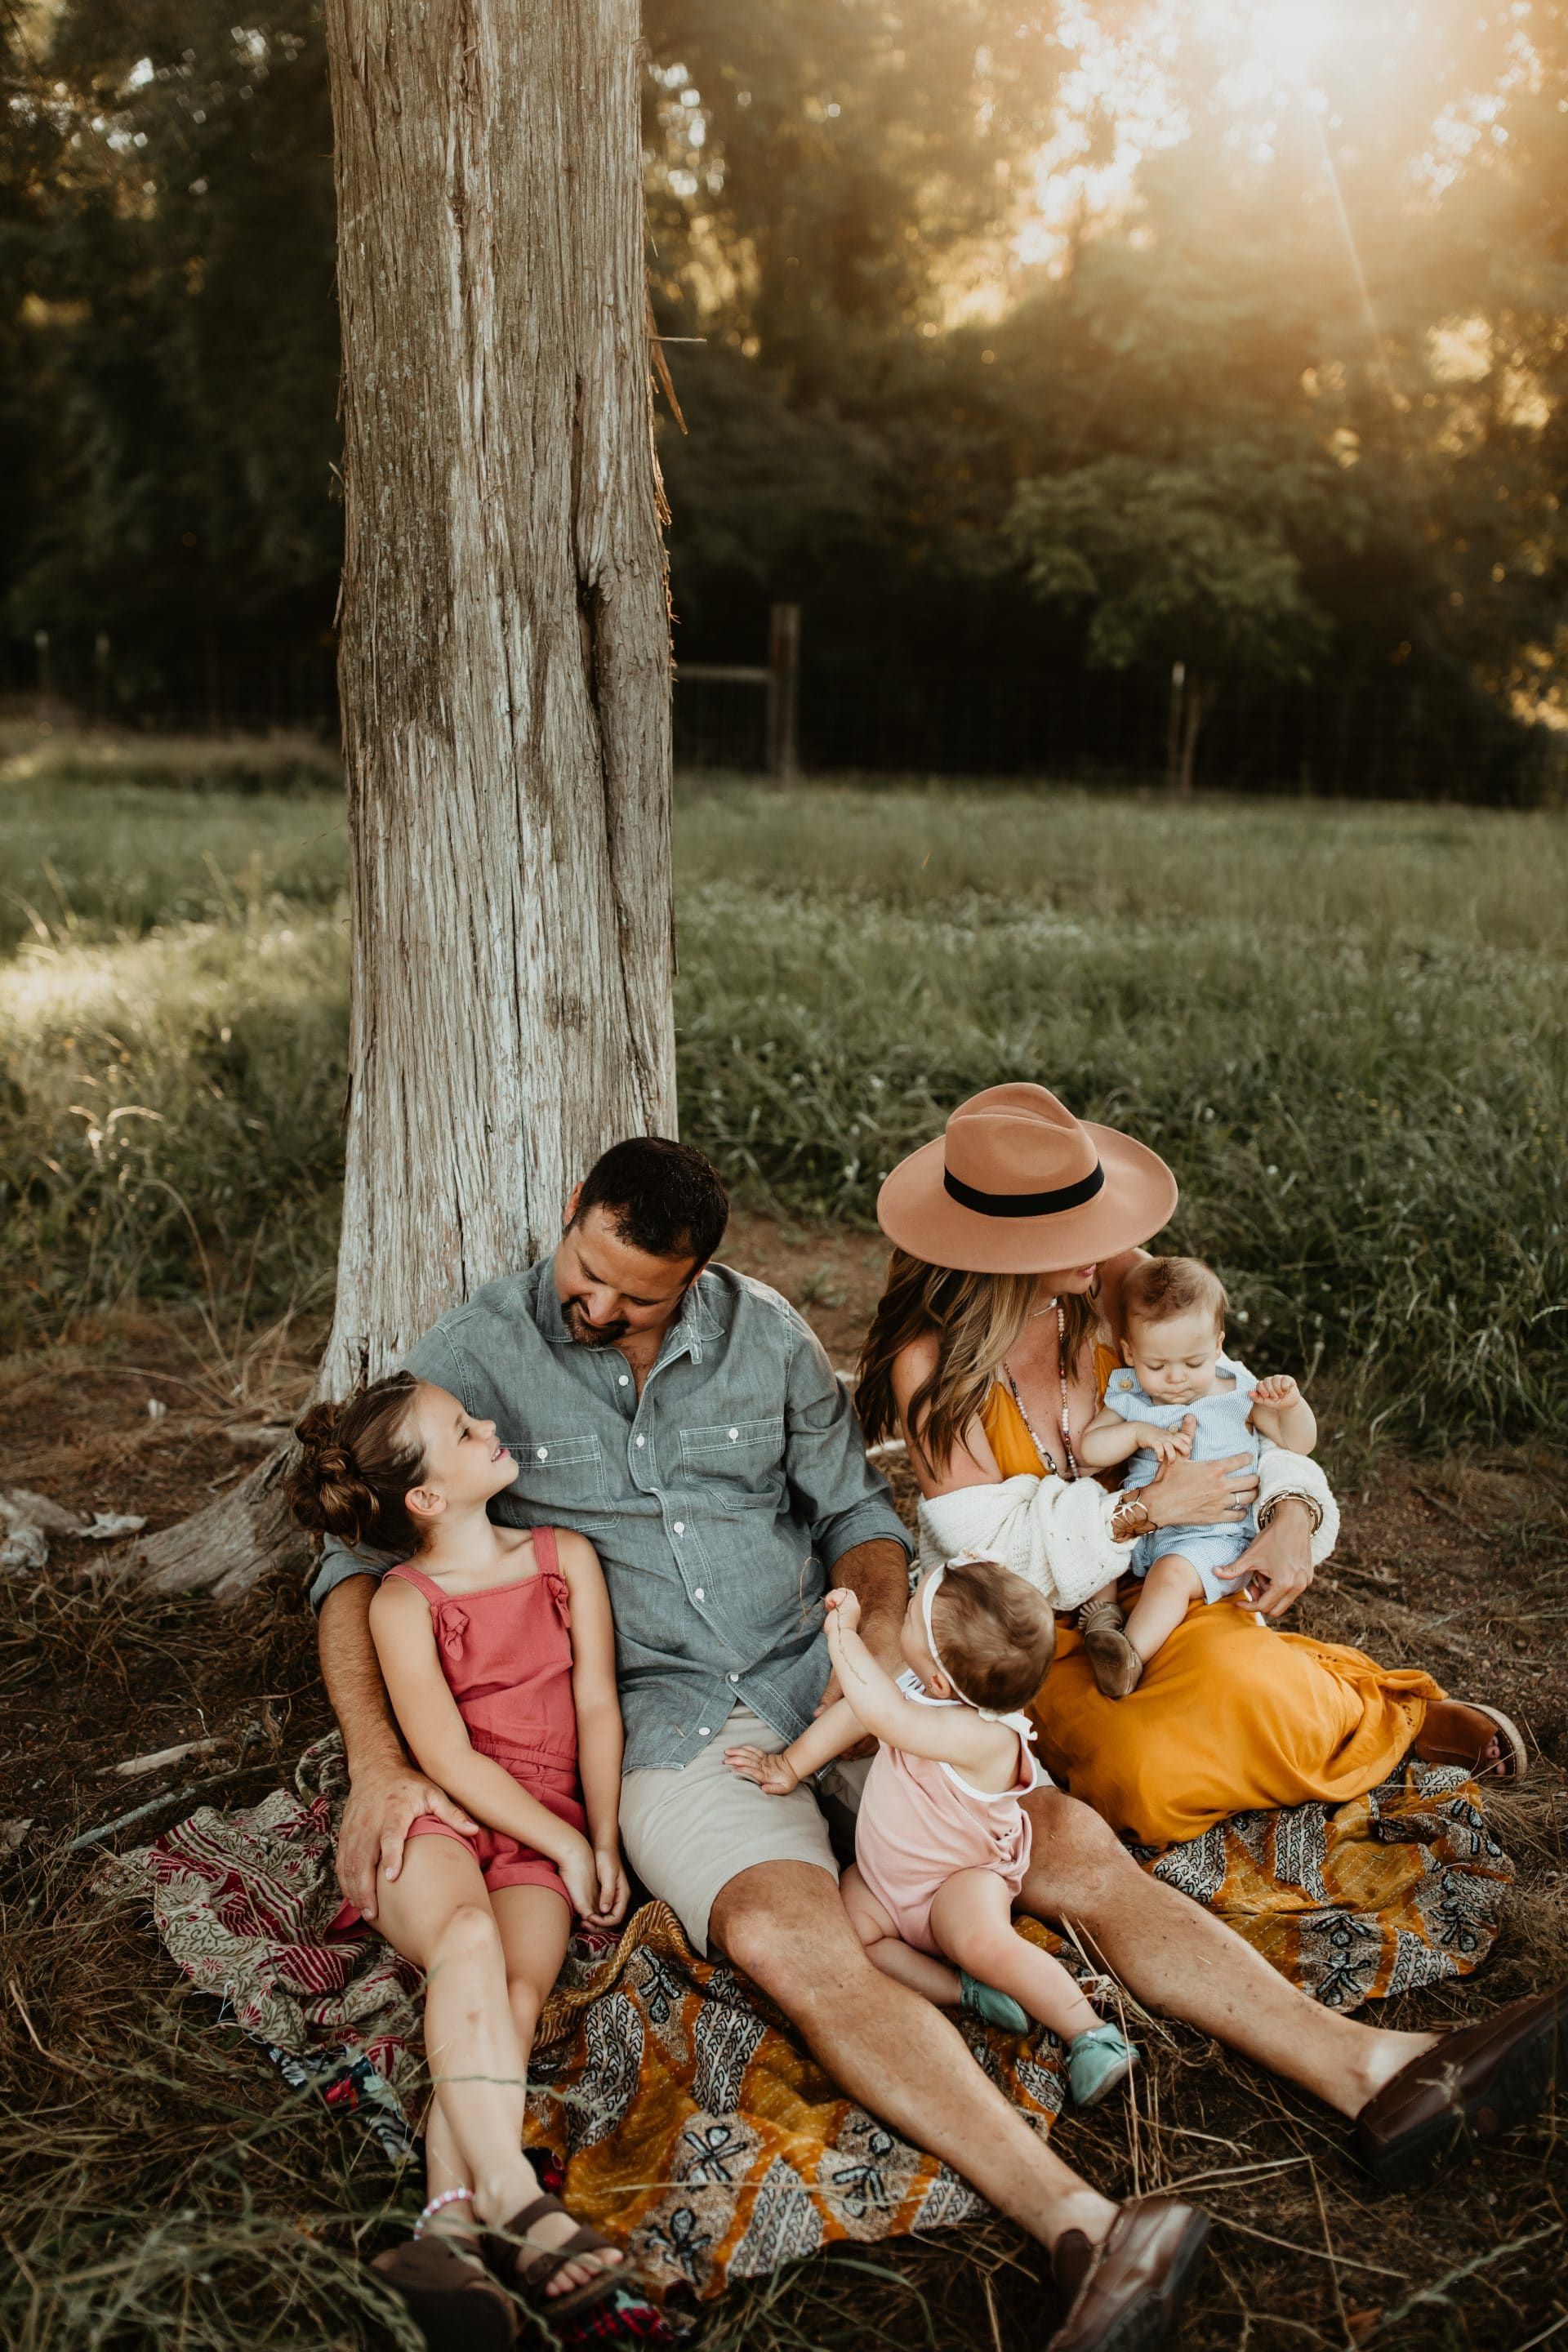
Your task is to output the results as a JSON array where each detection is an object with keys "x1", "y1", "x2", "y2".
[{"x1": 3, "y1": 755, "x2": 1565, "y2": 1446}]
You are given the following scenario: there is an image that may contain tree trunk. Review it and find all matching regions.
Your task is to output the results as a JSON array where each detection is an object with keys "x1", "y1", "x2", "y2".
[{"x1": 140, "y1": 0, "x2": 675, "y2": 1598}]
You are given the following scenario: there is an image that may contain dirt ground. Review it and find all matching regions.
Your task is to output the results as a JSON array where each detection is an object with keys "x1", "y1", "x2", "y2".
[{"x1": 2, "y1": 1212, "x2": 1566, "y2": 2350}]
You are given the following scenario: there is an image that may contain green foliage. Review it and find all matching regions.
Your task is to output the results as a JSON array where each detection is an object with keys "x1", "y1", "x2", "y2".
[
  {"x1": 1004, "y1": 454, "x2": 1332, "y2": 685},
  {"x1": 5, "y1": 3, "x2": 1566, "y2": 789},
  {"x1": 3, "y1": 760, "x2": 1565, "y2": 1450}
]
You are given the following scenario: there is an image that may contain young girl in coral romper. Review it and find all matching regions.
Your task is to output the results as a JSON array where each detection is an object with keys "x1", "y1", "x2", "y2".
[{"x1": 287, "y1": 1370, "x2": 658, "y2": 2350}]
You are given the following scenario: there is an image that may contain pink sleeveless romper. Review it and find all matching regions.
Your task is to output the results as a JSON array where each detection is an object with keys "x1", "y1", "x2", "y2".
[
  {"x1": 853, "y1": 1684, "x2": 1041, "y2": 1957},
  {"x1": 389, "y1": 1526, "x2": 584, "y2": 1907}
]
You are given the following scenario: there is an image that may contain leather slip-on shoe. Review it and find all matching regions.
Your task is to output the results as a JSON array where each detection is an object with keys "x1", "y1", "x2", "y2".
[
  {"x1": 1354, "y1": 1983, "x2": 1568, "y2": 2191},
  {"x1": 1048, "y1": 2197, "x2": 1211, "y2": 2352}
]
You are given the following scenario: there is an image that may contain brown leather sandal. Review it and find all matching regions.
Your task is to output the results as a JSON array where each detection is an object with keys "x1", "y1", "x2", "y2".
[
  {"x1": 482, "y1": 2190, "x2": 628, "y2": 2322},
  {"x1": 1413, "y1": 1699, "x2": 1528, "y2": 1784},
  {"x1": 371, "y1": 2235, "x2": 519, "y2": 2352}
]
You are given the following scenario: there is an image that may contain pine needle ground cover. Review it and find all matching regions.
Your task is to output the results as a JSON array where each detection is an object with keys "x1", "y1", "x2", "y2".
[{"x1": 2, "y1": 735, "x2": 1567, "y2": 2351}]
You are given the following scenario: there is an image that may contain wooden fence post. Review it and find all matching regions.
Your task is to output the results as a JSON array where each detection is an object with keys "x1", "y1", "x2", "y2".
[{"x1": 766, "y1": 602, "x2": 801, "y2": 782}]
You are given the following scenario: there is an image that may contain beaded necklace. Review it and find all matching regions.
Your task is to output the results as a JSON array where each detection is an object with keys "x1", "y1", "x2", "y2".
[{"x1": 1003, "y1": 1300, "x2": 1080, "y2": 1482}]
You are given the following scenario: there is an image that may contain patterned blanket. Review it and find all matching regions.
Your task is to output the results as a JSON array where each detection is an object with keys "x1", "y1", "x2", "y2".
[{"x1": 115, "y1": 1737, "x2": 1511, "y2": 2305}]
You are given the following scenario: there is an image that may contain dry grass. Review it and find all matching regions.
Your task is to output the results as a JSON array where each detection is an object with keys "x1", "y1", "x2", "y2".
[{"x1": 2, "y1": 1225, "x2": 1566, "y2": 2350}]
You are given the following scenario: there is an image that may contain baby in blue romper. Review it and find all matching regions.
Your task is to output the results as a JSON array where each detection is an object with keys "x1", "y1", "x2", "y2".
[{"x1": 1075, "y1": 1256, "x2": 1318, "y2": 1699}]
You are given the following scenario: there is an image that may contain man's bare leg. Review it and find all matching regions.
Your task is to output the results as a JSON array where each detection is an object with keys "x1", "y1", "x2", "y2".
[
  {"x1": 709, "y1": 1860, "x2": 1116, "y2": 2252},
  {"x1": 1017, "y1": 1789, "x2": 1435, "y2": 2119}
]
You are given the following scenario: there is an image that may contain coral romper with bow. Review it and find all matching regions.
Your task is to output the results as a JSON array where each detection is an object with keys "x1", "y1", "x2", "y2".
[{"x1": 389, "y1": 1525, "x2": 585, "y2": 1907}]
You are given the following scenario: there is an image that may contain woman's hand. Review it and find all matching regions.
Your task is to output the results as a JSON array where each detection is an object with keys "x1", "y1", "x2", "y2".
[
  {"x1": 589, "y1": 1844, "x2": 630, "y2": 1927},
  {"x1": 1139, "y1": 1420, "x2": 1258, "y2": 1530},
  {"x1": 1226, "y1": 1498, "x2": 1315, "y2": 1619},
  {"x1": 725, "y1": 1744, "x2": 801, "y2": 1797},
  {"x1": 336, "y1": 1760, "x2": 480, "y2": 1918}
]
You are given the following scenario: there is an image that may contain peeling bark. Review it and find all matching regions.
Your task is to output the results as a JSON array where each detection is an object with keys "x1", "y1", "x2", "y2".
[{"x1": 142, "y1": 0, "x2": 675, "y2": 1598}]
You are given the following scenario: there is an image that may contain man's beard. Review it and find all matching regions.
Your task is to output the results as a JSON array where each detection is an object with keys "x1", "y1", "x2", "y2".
[{"x1": 563, "y1": 1296, "x2": 630, "y2": 1350}]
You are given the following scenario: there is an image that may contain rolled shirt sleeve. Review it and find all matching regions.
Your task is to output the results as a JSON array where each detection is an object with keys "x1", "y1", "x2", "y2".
[{"x1": 779, "y1": 1307, "x2": 912, "y2": 1568}]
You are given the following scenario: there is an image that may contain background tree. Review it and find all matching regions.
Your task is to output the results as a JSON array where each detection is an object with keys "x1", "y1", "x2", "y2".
[
  {"x1": 140, "y1": 0, "x2": 675, "y2": 1597},
  {"x1": 1004, "y1": 454, "x2": 1335, "y2": 791}
]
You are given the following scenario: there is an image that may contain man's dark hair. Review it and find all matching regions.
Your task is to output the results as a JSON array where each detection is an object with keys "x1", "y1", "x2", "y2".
[{"x1": 574, "y1": 1136, "x2": 728, "y2": 1266}]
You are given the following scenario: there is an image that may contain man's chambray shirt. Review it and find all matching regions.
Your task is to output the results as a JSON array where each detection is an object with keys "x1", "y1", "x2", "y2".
[{"x1": 308, "y1": 1257, "x2": 911, "y2": 1771}]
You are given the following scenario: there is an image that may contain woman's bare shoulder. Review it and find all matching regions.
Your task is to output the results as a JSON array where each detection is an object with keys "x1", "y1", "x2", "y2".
[{"x1": 889, "y1": 1329, "x2": 942, "y2": 1413}]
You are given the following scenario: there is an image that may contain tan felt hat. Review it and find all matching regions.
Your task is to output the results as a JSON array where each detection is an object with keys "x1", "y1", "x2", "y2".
[{"x1": 877, "y1": 1082, "x2": 1178, "y2": 1275}]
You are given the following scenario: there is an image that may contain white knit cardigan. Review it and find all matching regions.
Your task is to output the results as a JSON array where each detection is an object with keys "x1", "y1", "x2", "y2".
[{"x1": 915, "y1": 1439, "x2": 1339, "y2": 1615}]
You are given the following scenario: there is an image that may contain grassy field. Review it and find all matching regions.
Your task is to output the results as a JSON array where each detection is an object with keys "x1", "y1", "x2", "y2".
[{"x1": 2, "y1": 728, "x2": 1565, "y2": 1450}]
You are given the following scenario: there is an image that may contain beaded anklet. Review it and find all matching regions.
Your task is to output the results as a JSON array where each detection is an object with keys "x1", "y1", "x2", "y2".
[{"x1": 412, "y1": 2185, "x2": 476, "y2": 2239}]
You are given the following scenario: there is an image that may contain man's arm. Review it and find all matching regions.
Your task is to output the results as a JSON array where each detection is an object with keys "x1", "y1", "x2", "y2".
[
  {"x1": 777, "y1": 1307, "x2": 911, "y2": 1672},
  {"x1": 319, "y1": 1577, "x2": 479, "y2": 1918},
  {"x1": 822, "y1": 1535, "x2": 909, "y2": 1673}
]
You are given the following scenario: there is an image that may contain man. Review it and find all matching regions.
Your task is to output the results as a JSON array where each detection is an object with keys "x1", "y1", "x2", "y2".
[{"x1": 314, "y1": 1136, "x2": 1565, "y2": 2352}]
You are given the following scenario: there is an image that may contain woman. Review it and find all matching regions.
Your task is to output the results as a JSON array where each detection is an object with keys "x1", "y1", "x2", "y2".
[{"x1": 857, "y1": 1081, "x2": 1521, "y2": 1846}]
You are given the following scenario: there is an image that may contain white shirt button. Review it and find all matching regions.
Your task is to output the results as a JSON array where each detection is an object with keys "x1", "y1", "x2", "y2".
[
  {"x1": 619, "y1": 1374, "x2": 630, "y2": 1387},
  {"x1": 536, "y1": 1446, "x2": 548, "y2": 1460},
  {"x1": 635, "y1": 1434, "x2": 645, "y2": 1448},
  {"x1": 698, "y1": 1725, "x2": 711, "y2": 1737},
  {"x1": 728, "y1": 1427, "x2": 739, "y2": 1441},
  {"x1": 673, "y1": 1520, "x2": 685, "y2": 1535},
  {"x1": 728, "y1": 1672, "x2": 739, "y2": 1684},
  {"x1": 693, "y1": 1586, "x2": 706, "y2": 1601}
]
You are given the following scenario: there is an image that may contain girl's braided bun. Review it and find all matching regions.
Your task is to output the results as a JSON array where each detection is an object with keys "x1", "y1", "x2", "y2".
[{"x1": 284, "y1": 1371, "x2": 425, "y2": 1557}]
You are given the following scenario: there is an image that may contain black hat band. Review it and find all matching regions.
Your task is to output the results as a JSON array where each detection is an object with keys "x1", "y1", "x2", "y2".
[{"x1": 942, "y1": 1161, "x2": 1106, "y2": 1219}]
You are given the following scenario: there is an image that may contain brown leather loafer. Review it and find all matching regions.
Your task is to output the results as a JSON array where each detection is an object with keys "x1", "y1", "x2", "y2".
[
  {"x1": 1048, "y1": 2196, "x2": 1210, "y2": 2352},
  {"x1": 1354, "y1": 1983, "x2": 1568, "y2": 2190}
]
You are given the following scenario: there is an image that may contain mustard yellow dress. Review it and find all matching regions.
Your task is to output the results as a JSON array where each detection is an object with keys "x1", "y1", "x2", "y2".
[{"x1": 988, "y1": 1363, "x2": 1442, "y2": 1849}]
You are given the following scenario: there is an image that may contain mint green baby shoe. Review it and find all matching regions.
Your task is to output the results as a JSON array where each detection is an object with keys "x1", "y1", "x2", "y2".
[{"x1": 1066, "y1": 2021, "x2": 1139, "y2": 2107}]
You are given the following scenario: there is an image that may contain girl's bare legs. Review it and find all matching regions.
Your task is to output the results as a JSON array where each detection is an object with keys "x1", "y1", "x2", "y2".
[
  {"x1": 1122, "y1": 1555, "x2": 1207, "y2": 1666},
  {"x1": 373, "y1": 1840, "x2": 593, "y2": 2299},
  {"x1": 930, "y1": 1869, "x2": 1100, "y2": 2040},
  {"x1": 840, "y1": 1863, "x2": 964, "y2": 2006},
  {"x1": 489, "y1": 1883, "x2": 621, "y2": 2292}
]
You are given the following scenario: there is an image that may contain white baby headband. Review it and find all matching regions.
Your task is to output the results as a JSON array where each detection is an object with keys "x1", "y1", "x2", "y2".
[{"x1": 920, "y1": 1561, "x2": 1008, "y2": 1722}]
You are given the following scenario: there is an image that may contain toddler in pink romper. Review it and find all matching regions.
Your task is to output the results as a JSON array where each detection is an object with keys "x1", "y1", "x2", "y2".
[
  {"x1": 386, "y1": 1524, "x2": 586, "y2": 1907},
  {"x1": 854, "y1": 1673, "x2": 1038, "y2": 1955},
  {"x1": 727, "y1": 1557, "x2": 1139, "y2": 2109}
]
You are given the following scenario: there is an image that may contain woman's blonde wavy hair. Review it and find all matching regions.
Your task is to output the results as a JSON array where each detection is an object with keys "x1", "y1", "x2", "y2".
[{"x1": 855, "y1": 1248, "x2": 1102, "y2": 1475}]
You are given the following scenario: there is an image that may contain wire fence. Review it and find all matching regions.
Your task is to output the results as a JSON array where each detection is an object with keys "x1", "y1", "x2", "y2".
[{"x1": 6, "y1": 636, "x2": 1555, "y2": 804}]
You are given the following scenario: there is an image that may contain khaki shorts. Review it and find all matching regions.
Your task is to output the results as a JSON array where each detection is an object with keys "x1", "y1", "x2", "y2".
[{"x1": 618, "y1": 1703, "x2": 869, "y2": 1956}]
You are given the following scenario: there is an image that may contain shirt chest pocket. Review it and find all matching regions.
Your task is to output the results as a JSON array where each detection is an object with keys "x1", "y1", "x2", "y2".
[
  {"x1": 679, "y1": 1414, "x2": 786, "y2": 1507},
  {"x1": 510, "y1": 1431, "x2": 609, "y2": 1509}
]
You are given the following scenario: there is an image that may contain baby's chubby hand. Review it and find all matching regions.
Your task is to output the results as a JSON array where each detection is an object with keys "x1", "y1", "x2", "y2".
[
  {"x1": 725, "y1": 1744, "x2": 800, "y2": 1797},
  {"x1": 823, "y1": 1586, "x2": 862, "y2": 1633},
  {"x1": 1142, "y1": 1423, "x2": 1192, "y2": 1463},
  {"x1": 1252, "y1": 1374, "x2": 1303, "y2": 1410}
]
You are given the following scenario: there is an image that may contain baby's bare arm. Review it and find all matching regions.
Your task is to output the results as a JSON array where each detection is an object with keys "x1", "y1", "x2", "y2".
[
  {"x1": 1250, "y1": 1376, "x2": 1317, "y2": 1456},
  {"x1": 1077, "y1": 1406, "x2": 1145, "y2": 1469}
]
